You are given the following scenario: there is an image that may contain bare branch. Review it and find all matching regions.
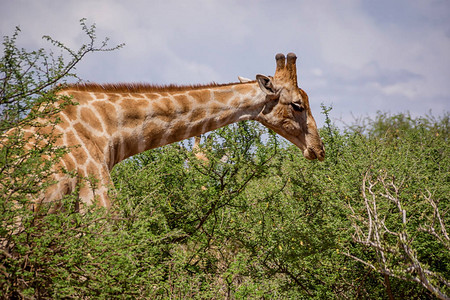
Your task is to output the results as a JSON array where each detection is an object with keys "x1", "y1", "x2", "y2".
[{"x1": 347, "y1": 171, "x2": 449, "y2": 299}]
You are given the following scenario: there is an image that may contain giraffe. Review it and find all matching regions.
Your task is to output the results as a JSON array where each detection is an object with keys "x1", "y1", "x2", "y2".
[
  {"x1": 14, "y1": 53, "x2": 325, "y2": 210},
  {"x1": 193, "y1": 135, "x2": 209, "y2": 163}
]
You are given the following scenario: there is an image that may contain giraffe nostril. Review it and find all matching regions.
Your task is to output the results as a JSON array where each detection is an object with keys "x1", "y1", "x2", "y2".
[
  {"x1": 304, "y1": 146, "x2": 325, "y2": 161},
  {"x1": 317, "y1": 150, "x2": 325, "y2": 161}
]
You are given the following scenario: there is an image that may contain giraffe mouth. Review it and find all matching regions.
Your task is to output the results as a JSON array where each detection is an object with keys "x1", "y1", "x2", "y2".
[{"x1": 304, "y1": 147, "x2": 325, "y2": 161}]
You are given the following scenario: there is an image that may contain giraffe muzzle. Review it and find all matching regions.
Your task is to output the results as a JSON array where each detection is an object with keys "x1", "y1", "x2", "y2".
[{"x1": 304, "y1": 146, "x2": 325, "y2": 161}]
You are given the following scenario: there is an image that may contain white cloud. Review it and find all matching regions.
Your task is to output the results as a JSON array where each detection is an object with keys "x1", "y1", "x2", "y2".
[{"x1": 1, "y1": 0, "x2": 448, "y2": 127}]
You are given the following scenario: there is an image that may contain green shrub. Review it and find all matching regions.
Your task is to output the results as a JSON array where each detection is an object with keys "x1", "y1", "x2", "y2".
[{"x1": 1, "y1": 20, "x2": 448, "y2": 299}]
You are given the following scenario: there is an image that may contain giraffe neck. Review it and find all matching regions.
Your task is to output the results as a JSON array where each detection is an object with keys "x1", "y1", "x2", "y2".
[{"x1": 64, "y1": 82, "x2": 265, "y2": 170}]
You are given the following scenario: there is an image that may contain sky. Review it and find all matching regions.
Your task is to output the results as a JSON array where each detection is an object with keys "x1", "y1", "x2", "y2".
[{"x1": 1, "y1": 0, "x2": 449, "y2": 127}]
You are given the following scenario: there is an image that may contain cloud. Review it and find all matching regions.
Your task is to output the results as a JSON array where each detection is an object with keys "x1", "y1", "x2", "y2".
[{"x1": 1, "y1": 0, "x2": 448, "y2": 127}]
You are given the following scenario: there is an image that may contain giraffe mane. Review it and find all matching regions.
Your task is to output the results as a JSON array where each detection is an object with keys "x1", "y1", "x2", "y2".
[{"x1": 63, "y1": 81, "x2": 254, "y2": 93}]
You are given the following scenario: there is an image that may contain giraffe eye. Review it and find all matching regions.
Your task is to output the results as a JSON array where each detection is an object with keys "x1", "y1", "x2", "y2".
[{"x1": 291, "y1": 102, "x2": 304, "y2": 112}]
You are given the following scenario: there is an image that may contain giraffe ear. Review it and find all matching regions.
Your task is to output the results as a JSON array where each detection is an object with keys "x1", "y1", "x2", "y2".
[
  {"x1": 256, "y1": 75, "x2": 279, "y2": 98},
  {"x1": 238, "y1": 76, "x2": 252, "y2": 83}
]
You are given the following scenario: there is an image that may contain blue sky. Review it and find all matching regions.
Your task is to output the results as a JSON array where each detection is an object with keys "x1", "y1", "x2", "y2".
[{"x1": 1, "y1": 0, "x2": 449, "y2": 127}]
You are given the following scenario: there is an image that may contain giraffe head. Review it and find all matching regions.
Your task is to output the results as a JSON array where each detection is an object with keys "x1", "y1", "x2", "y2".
[{"x1": 255, "y1": 53, "x2": 325, "y2": 161}]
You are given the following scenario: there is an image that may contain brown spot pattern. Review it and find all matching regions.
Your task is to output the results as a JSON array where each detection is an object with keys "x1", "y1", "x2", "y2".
[
  {"x1": 174, "y1": 95, "x2": 192, "y2": 112},
  {"x1": 189, "y1": 90, "x2": 210, "y2": 104},
  {"x1": 80, "y1": 107, "x2": 102, "y2": 132},
  {"x1": 92, "y1": 101, "x2": 117, "y2": 135}
]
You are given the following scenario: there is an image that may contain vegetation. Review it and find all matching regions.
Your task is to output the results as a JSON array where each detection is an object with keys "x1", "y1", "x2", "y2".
[{"x1": 1, "y1": 21, "x2": 448, "y2": 299}]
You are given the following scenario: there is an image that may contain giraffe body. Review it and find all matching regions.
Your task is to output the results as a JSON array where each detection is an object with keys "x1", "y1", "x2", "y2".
[{"x1": 10, "y1": 53, "x2": 325, "y2": 209}]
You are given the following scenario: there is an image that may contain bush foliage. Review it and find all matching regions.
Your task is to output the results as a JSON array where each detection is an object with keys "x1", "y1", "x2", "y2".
[{"x1": 1, "y1": 22, "x2": 448, "y2": 299}]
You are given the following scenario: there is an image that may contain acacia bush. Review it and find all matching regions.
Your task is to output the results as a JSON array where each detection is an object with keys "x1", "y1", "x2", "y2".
[
  {"x1": 1, "y1": 22, "x2": 448, "y2": 299},
  {"x1": 0, "y1": 20, "x2": 124, "y2": 298},
  {"x1": 108, "y1": 110, "x2": 448, "y2": 299}
]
